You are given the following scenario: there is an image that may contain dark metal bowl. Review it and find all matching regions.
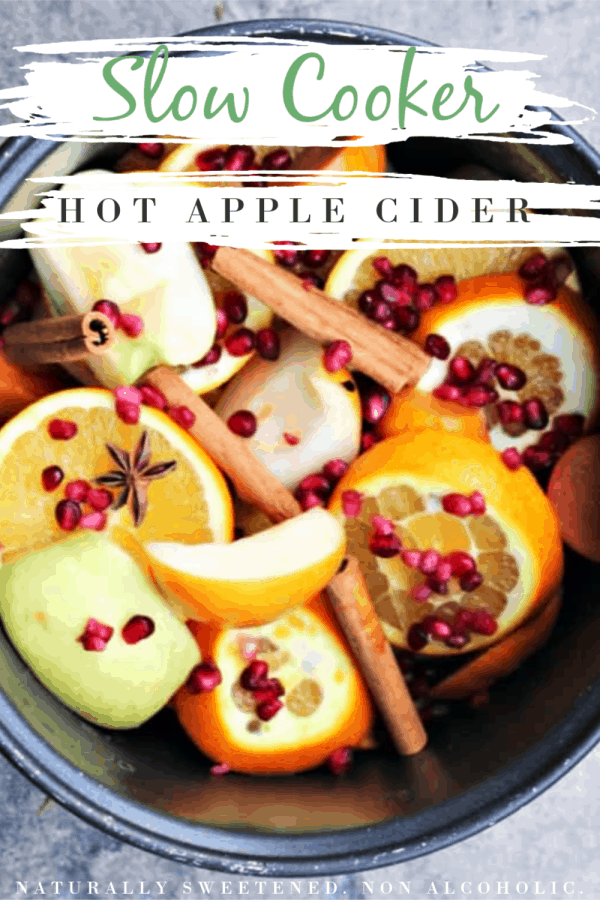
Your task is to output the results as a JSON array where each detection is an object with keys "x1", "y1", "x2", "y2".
[{"x1": 0, "y1": 18, "x2": 599, "y2": 877}]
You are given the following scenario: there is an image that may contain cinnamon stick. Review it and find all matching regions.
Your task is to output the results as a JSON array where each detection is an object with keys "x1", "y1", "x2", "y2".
[
  {"x1": 143, "y1": 365, "x2": 301, "y2": 524},
  {"x1": 3, "y1": 311, "x2": 116, "y2": 366},
  {"x1": 327, "y1": 556, "x2": 428, "y2": 756},
  {"x1": 212, "y1": 247, "x2": 430, "y2": 395}
]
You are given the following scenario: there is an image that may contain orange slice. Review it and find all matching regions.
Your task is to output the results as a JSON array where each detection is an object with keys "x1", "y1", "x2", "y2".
[
  {"x1": 0, "y1": 387, "x2": 233, "y2": 558},
  {"x1": 328, "y1": 431, "x2": 563, "y2": 656}
]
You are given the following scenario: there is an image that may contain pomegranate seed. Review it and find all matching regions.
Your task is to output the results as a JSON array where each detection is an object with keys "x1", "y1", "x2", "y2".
[
  {"x1": 553, "y1": 413, "x2": 585, "y2": 437},
  {"x1": 48, "y1": 419, "x2": 77, "y2": 440},
  {"x1": 523, "y1": 397, "x2": 549, "y2": 430},
  {"x1": 433, "y1": 384, "x2": 462, "y2": 402},
  {"x1": 283, "y1": 432, "x2": 300, "y2": 446},
  {"x1": 421, "y1": 616, "x2": 453, "y2": 641},
  {"x1": 168, "y1": 406, "x2": 196, "y2": 430},
  {"x1": 193, "y1": 344, "x2": 222, "y2": 367},
  {"x1": 453, "y1": 608, "x2": 476, "y2": 633},
  {"x1": 303, "y1": 249, "x2": 330, "y2": 268},
  {"x1": 80, "y1": 510, "x2": 107, "y2": 531},
  {"x1": 138, "y1": 142, "x2": 164, "y2": 159},
  {"x1": 301, "y1": 274, "x2": 323, "y2": 290},
  {"x1": 323, "y1": 340, "x2": 352, "y2": 373},
  {"x1": 523, "y1": 446, "x2": 553, "y2": 471},
  {"x1": 296, "y1": 489, "x2": 323, "y2": 511},
  {"x1": 227, "y1": 410, "x2": 257, "y2": 438},
  {"x1": 262, "y1": 147, "x2": 292, "y2": 170},
  {"x1": 195, "y1": 147, "x2": 226, "y2": 171},
  {"x1": 225, "y1": 328, "x2": 255, "y2": 357},
  {"x1": 327, "y1": 747, "x2": 352, "y2": 776},
  {"x1": 425, "y1": 575, "x2": 449, "y2": 595},
  {"x1": 91, "y1": 299, "x2": 120, "y2": 326},
  {"x1": 434, "y1": 274, "x2": 457, "y2": 304},
  {"x1": 369, "y1": 532, "x2": 401, "y2": 558},
  {"x1": 436, "y1": 559, "x2": 453, "y2": 582},
  {"x1": 41, "y1": 465, "x2": 64, "y2": 492},
  {"x1": 358, "y1": 289, "x2": 378, "y2": 316},
  {"x1": 497, "y1": 400, "x2": 526, "y2": 425},
  {"x1": 78, "y1": 618, "x2": 113, "y2": 651},
  {"x1": 360, "y1": 431, "x2": 380, "y2": 453},
  {"x1": 424, "y1": 333, "x2": 451, "y2": 360},
  {"x1": 448, "y1": 356, "x2": 475, "y2": 384},
  {"x1": 402, "y1": 549, "x2": 422, "y2": 569},
  {"x1": 210, "y1": 762, "x2": 230, "y2": 777},
  {"x1": 362, "y1": 386, "x2": 391, "y2": 425},
  {"x1": 469, "y1": 491, "x2": 486, "y2": 516},
  {"x1": 121, "y1": 615, "x2": 155, "y2": 644},
  {"x1": 419, "y1": 549, "x2": 441, "y2": 574},
  {"x1": 538, "y1": 430, "x2": 570, "y2": 452},
  {"x1": 223, "y1": 291, "x2": 247, "y2": 325},
  {"x1": 55, "y1": 499, "x2": 81, "y2": 531},
  {"x1": 379, "y1": 283, "x2": 406, "y2": 306},
  {"x1": 223, "y1": 145, "x2": 255, "y2": 171},
  {"x1": 470, "y1": 610, "x2": 498, "y2": 636},
  {"x1": 197, "y1": 242, "x2": 219, "y2": 263},
  {"x1": 525, "y1": 280, "x2": 556, "y2": 305},
  {"x1": 274, "y1": 248, "x2": 299, "y2": 267},
  {"x1": 442, "y1": 493, "x2": 473, "y2": 517},
  {"x1": 139, "y1": 383, "x2": 167, "y2": 410},
  {"x1": 187, "y1": 662, "x2": 223, "y2": 694},
  {"x1": 445, "y1": 632, "x2": 470, "y2": 649},
  {"x1": 412, "y1": 582, "x2": 433, "y2": 603},
  {"x1": 495, "y1": 363, "x2": 527, "y2": 391},
  {"x1": 86, "y1": 488, "x2": 113, "y2": 511},
  {"x1": 391, "y1": 264, "x2": 418, "y2": 290},
  {"x1": 298, "y1": 473, "x2": 331, "y2": 497},
  {"x1": 114, "y1": 385, "x2": 141, "y2": 425},
  {"x1": 519, "y1": 253, "x2": 548, "y2": 280},
  {"x1": 461, "y1": 385, "x2": 498, "y2": 408},
  {"x1": 415, "y1": 284, "x2": 436, "y2": 311},
  {"x1": 407, "y1": 624, "x2": 428, "y2": 651},
  {"x1": 394, "y1": 306, "x2": 420, "y2": 333},
  {"x1": 261, "y1": 677, "x2": 285, "y2": 698},
  {"x1": 140, "y1": 242, "x2": 162, "y2": 254},
  {"x1": 447, "y1": 551, "x2": 476, "y2": 576},
  {"x1": 459, "y1": 571, "x2": 484, "y2": 592},
  {"x1": 367, "y1": 298, "x2": 392, "y2": 323},
  {"x1": 65, "y1": 480, "x2": 90, "y2": 502},
  {"x1": 341, "y1": 490, "x2": 363, "y2": 517},
  {"x1": 322, "y1": 458, "x2": 349, "y2": 483},
  {"x1": 256, "y1": 698, "x2": 283, "y2": 721},
  {"x1": 256, "y1": 328, "x2": 280, "y2": 361},
  {"x1": 372, "y1": 257, "x2": 393, "y2": 277},
  {"x1": 473, "y1": 357, "x2": 497, "y2": 385},
  {"x1": 240, "y1": 659, "x2": 269, "y2": 691},
  {"x1": 372, "y1": 515, "x2": 394, "y2": 536},
  {"x1": 215, "y1": 307, "x2": 229, "y2": 339},
  {"x1": 119, "y1": 313, "x2": 144, "y2": 338},
  {"x1": 502, "y1": 447, "x2": 523, "y2": 471}
]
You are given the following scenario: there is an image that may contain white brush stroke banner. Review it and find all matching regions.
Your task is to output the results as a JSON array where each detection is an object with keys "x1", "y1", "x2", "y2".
[
  {"x1": 3, "y1": 171, "x2": 600, "y2": 249},
  {"x1": 0, "y1": 37, "x2": 593, "y2": 145}
]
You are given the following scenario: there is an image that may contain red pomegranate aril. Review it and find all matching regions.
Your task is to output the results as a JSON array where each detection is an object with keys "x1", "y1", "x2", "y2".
[
  {"x1": 497, "y1": 400, "x2": 526, "y2": 426},
  {"x1": 394, "y1": 306, "x2": 419, "y2": 333},
  {"x1": 473, "y1": 357, "x2": 497, "y2": 386},
  {"x1": 360, "y1": 431, "x2": 380, "y2": 453},
  {"x1": 55, "y1": 499, "x2": 81, "y2": 531},
  {"x1": 119, "y1": 313, "x2": 144, "y2": 338},
  {"x1": 421, "y1": 616, "x2": 453, "y2": 641},
  {"x1": 519, "y1": 253, "x2": 548, "y2": 281},
  {"x1": 372, "y1": 515, "x2": 394, "y2": 536},
  {"x1": 470, "y1": 610, "x2": 498, "y2": 636},
  {"x1": 435, "y1": 559, "x2": 453, "y2": 582},
  {"x1": 407, "y1": 623, "x2": 428, "y2": 651},
  {"x1": 91, "y1": 299, "x2": 120, "y2": 326},
  {"x1": 283, "y1": 432, "x2": 300, "y2": 446},
  {"x1": 274, "y1": 247, "x2": 299, "y2": 267},
  {"x1": 459, "y1": 570, "x2": 484, "y2": 592},
  {"x1": 140, "y1": 242, "x2": 162, "y2": 254},
  {"x1": 187, "y1": 662, "x2": 223, "y2": 694},
  {"x1": 425, "y1": 575, "x2": 449, "y2": 595},
  {"x1": 523, "y1": 397, "x2": 549, "y2": 430},
  {"x1": 415, "y1": 284, "x2": 436, "y2": 311},
  {"x1": 139, "y1": 383, "x2": 168, "y2": 410},
  {"x1": 402, "y1": 549, "x2": 422, "y2": 569},
  {"x1": 434, "y1": 274, "x2": 457, "y2": 304},
  {"x1": 256, "y1": 698, "x2": 283, "y2": 721},
  {"x1": 433, "y1": 383, "x2": 462, "y2": 402},
  {"x1": 445, "y1": 632, "x2": 470, "y2": 649},
  {"x1": 86, "y1": 488, "x2": 113, "y2": 511},
  {"x1": 453, "y1": 608, "x2": 475, "y2": 633},
  {"x1": 197, "y1": 242, "x2": 219, "y2": 262},
  {"x1": 223, "y1": 144, "x2": 255, "y2": 171},
  {"x1": 525, "y1": 280, "x2": 556, "y2": 306},
  {"x1": 255, "y1": 328, "x2": 280, "y2": 361},
  {"x1": 442, "y1": 493, "x2": 473, "y2": 517},
  {"x1": 296, "y1": 489, "x2": 323, "y2": 511},
  {"x1": 425, "y1": 333, "x2": 451, "y2": 360},
  {"x1": 392, "y1": 263, "x2": 418, "y2": 289},
  {"x1": 327, "y1": 746, "x2": 352, "y2": 776},
  {"x1": 322, "y1": 458, "x2": 349, "y2": 483},
  {"x1": 461, "y1": 385, "x2": 498, "y2": 408},
  {"x1": 227, "y1": 409, "x2": 257, "y2": 438},
  {"x1": 48, "y1": 419, "x2": 77, "y2": 440},
  {"x1": 372, "y1": 257, "x2": 393, "y2": 277},
  {"x1": 538, "y1": 430, "x2": 570, "y2": 453},
  {"x1": 240, "y1": 659, "x2": 269, "y2": 692},
  {"x1": 168, "y1": 405, "x2": 196, "y2": 430},
  {"x1": 469, "y1": 491, "x2": 486, "y2": 516},
  {"x1": 210, "y1": 763, "x2": 230, "y2": 777},
  {"x1": 225, "y1": 328, "x2": 255, "y2": 357},
  {"x1": 78, "y1": 618, "x2": 114, "y2": 651},
  {"x1": 495, "y1": 363, "x2": 527, "y2": 391},
  {"x1": 122, "y1": 615, "x2": 155, "y2": 645},
  {"x1": 263, "y1": 677, "x2": 285, "y2": 697},
  {"x1": 42, "y1": 465, "x2": 64, "y2": 492},
  {"x1": 369, "y1": 532, "x2": 401, "y2": 558},
  {"x1": 262, "y1": 147, "x2": 292, "y2": 170},
  {"x1": 80, "y1": 510, "x2": 107, "y2": 531},
  {"x1": 65, "y1": 480, "x2": 90, "y2": 502},
  {"x1": 303, "y1": 249, "x2": 330, "y2": 268},
  {"x1": 341, "y1": 490, "x2": 363, "y2": 517},
  {"x1": 523, "y1": 446, "x2": 553, "y2": 471},
  {"x1": 419, "y1": 549, "x2": 441, "y2": 575},
  {"x1": 195, "y1": 147, "x2": 226, "y2": 171},
  {"x1": 448, "y1": 356, "x2": 475, "y2": 384},
  {"x1": 298, "y1": 473, "x2": 331, "y2": 497},
  {"x1": 358, "y1": 289, "x2": 378, "y2": 316},
  {"x1": 447, "y1": 551, "x2": 476, "y2": 577},
  {"x1": 138, "y1": 142, "x2": 164, "y2": 159},
  {"x1": 194, "y1": 343, "x2": 222, "y2": 367},
  {"x1": 367, "y1": 298, "x2": 392, "y2": 323},
  {"x1": 301, "y1": 273, "x2": 324, "y2": 290},
  {"x1": 0, "y1": 299, "x2": 23, "y2": 328},
  {"x1": 553, "y1": 413, "x2": 585, "y2": 437},
  {"x1": 323, "y1": 340, "x2": 352, "y2": 373},
  {"x1": 114, "y1": 385, "x2": 142, "y2": 425},
  {"x1": 502, "y1": 447, "x2": 523, "y2": 471},
  {"x1": 215, "y1": 307, "x2": 229, "y2": 338},
  {"x1": 223, "y1": 291, "x2": 248, "y2": 325},
  {"x1": 362, "y1": 386, "x2": 391, "y2": 425},
  {"x1": 379, "y1": 283, "x2": 407, "y2": 306},
  {"x1": 412, "y1": 582, "x2": 433, "y2": 603}
]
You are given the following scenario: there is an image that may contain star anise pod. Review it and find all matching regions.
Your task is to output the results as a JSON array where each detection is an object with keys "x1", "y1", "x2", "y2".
[{"x1": 95, "y1": 431, "x2": 176, "y2": 527}]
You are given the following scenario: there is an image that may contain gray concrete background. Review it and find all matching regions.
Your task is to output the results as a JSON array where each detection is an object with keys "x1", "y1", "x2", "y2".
[{"x1": 0, "y1": 1, "x2": 599, "y2": 897}]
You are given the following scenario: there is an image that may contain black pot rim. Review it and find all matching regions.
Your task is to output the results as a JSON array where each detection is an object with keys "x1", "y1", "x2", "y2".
[{"x1": 1, "y1": 16, "x2": 600, "y2": 878}]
